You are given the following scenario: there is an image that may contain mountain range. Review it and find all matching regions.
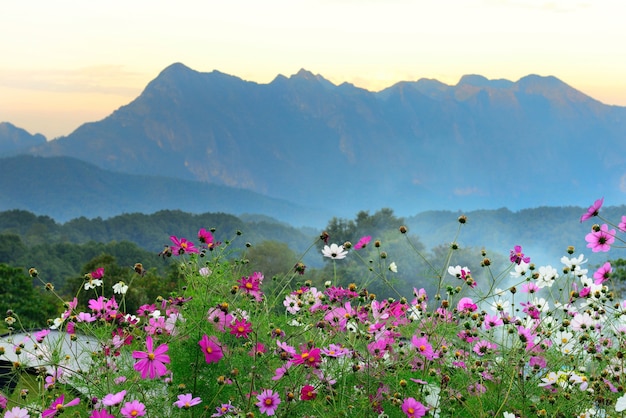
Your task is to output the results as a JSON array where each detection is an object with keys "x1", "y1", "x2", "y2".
[{"x1": 2, "y1": 63, "x2": 626, "y2": 224}]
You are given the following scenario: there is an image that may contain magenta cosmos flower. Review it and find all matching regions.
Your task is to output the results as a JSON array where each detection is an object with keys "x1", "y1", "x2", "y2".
[
  {"x1": 256, "y1": 389, "x2": 281, "y2": 416},
  {"x1": 90, "y1": 410, "x2": 115, "y2": 418},
  {"x1": 174, "y1": 394, "x2": 202, "y2": 409},
  {"x1": 292, "y1": 347, "x2": 322, "y2": 368},
  {"x1": 401, "y1": 397, "x2": 426, "y2": 418},
  {"x1": 354, "y1": 235, "x2": 371, "y2": 250},
  {"x1": 411, "y1": 335, "x2": 435, "y2": 360},
  {"x1": 585, "y1": 224, "x2": 615, "y2": 252},
  {"x1": 229, "y1": 318, "x2": 253, "y2": 338},
  {"x1": 169, "y1": 235, "x2": 200, "y2": 255},
  {"x1": 120, "y1": 400, "x2": 146, "y2": 418},
  {"x1": 580, "y1": 197, "x2": 604, "y2": 222},
  {"x1": 198, "y1": 334, "x2": 223, "y2": 363},
  {"x1": 42, "y1": 394, "x2": 80, "y2": 418},
  {"x1": 300, "y1": 385, "x2": 317, "y2": 400},
  {"x1": 509, "y1": 245, "x2": 530, "y2": 265},
  {"x1": 593, "y1": 261, "x2": 612, "y2": 284},
  {"x1": 132, "y1": 336, "x2": 171, "y2": 379},
  {"x1": 198, "y1": 228, "x2": 220, "y2": 249}
]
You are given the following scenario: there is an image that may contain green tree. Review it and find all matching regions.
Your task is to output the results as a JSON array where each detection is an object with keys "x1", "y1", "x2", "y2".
[
  {"x1": 245, "y1": 240, "x2": 298, "y2": 280},
  {"x1": 0, "y1": 263, "x2": 58, "y2": 329}
]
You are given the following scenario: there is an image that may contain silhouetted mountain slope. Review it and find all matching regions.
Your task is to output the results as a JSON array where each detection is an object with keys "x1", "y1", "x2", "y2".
[
  {"x1": 0, "y1": 122, "x2": 46, "y2": 155},
  {"x1": 0, "y1": 155, "x2": 330, "y2": 226},
  {"x1": 14, "y1": 63, "x2": 626, "y2": 217}
]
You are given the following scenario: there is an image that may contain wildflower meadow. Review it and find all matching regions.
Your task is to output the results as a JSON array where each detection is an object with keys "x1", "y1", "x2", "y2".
[{"x1": 3, "y1": 198, "x2": 626, "y2": 417}]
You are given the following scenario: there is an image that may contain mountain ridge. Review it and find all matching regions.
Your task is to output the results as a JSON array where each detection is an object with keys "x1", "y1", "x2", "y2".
[{"x1": 5, "y1": 63, "x2": 626, "y2": 219}]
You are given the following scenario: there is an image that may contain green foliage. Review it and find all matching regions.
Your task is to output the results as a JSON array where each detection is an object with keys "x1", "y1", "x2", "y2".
[{"x1": 0, "y1": 263, "x2": 58, "y2": 328}]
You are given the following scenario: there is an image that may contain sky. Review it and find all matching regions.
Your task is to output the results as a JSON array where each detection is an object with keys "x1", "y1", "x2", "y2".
[{"x1": 1, "y1": 0, "x2": 625, "y2": 140}]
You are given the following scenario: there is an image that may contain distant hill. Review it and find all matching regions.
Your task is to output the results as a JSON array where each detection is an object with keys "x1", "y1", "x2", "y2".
[
  {"x1": 0, "y1": 155, "x2": 331, "y2": 226},
  {"x1": 5, "y1": 63, "x2": 626, "y2": 220},
  {"x1": 0, "y1": 122, "x2": 46, "y2": 155}
]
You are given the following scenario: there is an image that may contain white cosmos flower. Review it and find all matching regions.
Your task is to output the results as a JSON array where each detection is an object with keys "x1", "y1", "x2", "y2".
[
  {"x1": 113, "y1": 281, "x2": 129, "y2": 295},
  {"x1": 388, "y1": 262, "x2": 398, "y2": 273},
  {"x1": 84, "y1": 278, "x2": 103, "y2": 290},
  {"x1": 616, "y1": 393, "x2": 626, "y2": 412},
  {"x1": 510, "y1": 261, "x2": 530, "y2": 278},
  {"x1": 322, "y1": 243, "x2": 348, "y2": 260}
]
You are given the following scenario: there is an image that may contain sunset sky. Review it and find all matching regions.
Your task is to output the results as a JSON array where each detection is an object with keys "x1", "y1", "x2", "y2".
[{"x1": 1, "y1": 0, "x2": 625, "y2": 139}]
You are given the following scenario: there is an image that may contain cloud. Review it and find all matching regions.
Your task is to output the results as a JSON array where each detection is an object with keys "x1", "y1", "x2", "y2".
[{"x1": 0, "y1": 65, "x2": 144, "y2": 96}]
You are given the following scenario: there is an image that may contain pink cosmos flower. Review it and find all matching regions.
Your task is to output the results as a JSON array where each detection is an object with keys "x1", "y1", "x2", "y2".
[
  {"x1": 42, "y1": 394, "x2": 80, "y2": 418},
  {"x1": 249, "y1": 342, "x2": 267, "y2": 357},
  {"x1": 256, "y1": 389, "x2": 281, "y2": 416},
  {"x1": 211, "y1": 402, "x2": 237, "y2": 417},
  {"x1": 411, "y1": 335, "x2": 435, "y2": 360},
  {"x1": 509, "y1": 245, "x2": 530, "y2": 265},
  {"x1": 198, "y1": 334, "x2": 224, "y2": 363},
  {"x1": 483, "y1": 313, "x2": 503, "y2": 330},
  {"x1": 585, "y1": 224, "x2": 615, "y2": 252},
  {"x1": 619, "y1": 215, "x2": 626, "y2": 232},
  {"x1": 90, "y1": 267, "x2": 105, "y2": 279},
  {"x1": 593, "y1": 261, "x2": 612, "y2": 284},
  {"x1": 102, "y1": 390, "x2": 126, "y2": 406},
  {"x1": 169, "y1": 235, "x2": 200, "y2": 255},
  {"x1": 207, "y1": 307, "x2": 234, "y2": 332},
  {"x1": 132, "y1": 336, "x2": 171, "y2": 379},
  {"x1": 34, "y1": 329, "x2": 50, "y2": 343},
  {"x1": 521, "y1": 282, "x2": 540, "y2": 293},
  {"x1": 401, "y1": 397, "x2": 426, "y2": 418},
  {"x1": 198, "y1": 228, "x2": 220, "y2": 249},
  {"x1": 292, "y1": 347, "x2": 322, "y2": 368},
  {"x1": 120, "y1": 400, "x2": 146, "y2": 418},
  {"x1": 90, "y1": 410, "x2": 115, "y2": 418},
  {"x1": 367, "y1": 337, "x2": 394, "y2": 358},
  {"x1": 354, "y1": 235, "x2": 372, "y2": 250},
  {"x1": 229, "y1": 318, "x2": 253, "y2": 338},
  {"x1": 529, "y1": 356, "x2": 547, "y2": 369},
  {"x1": 174, "y1": 394, "x2": 202, "y2": 409},
  {"x1": 300, "y1": 385, "x2": 317, "y2": 400},
  {"x1": 580, "y1": 197, "x2": 603, "y2": 222},
  {"x1": 457, "y1": 297, "x2": 478, "y2": 312},
  {"x1": 238, "y1": 272, "x2": 264, "y2": 301},
  {"x1": 473, "y1": 339, "x2": 497, "y2": 356},
  {"x1": 322, "y1": 343, "x2": 351, "y2": 358},
  {"x1": 4, "y1": 407, "x2": 30, "y2": 418}
]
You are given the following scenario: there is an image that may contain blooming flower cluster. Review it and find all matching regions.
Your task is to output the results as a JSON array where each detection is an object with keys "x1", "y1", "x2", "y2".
[{"x1": 3, "y1": 207, "x2": 626, "y2": 418}]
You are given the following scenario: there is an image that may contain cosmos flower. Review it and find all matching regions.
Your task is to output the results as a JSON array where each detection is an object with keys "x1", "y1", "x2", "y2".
[
  {"x1": 120, "y1": 400, "x2": 146, "y2": 418},
  {"x1": 198, "y1": 334, "x2": 223, "y2": 363},
  {"x1": 580, "y1": 197, "x2": 603, "y2": 222},
  {"x1": 42, "y1": 395, "x2": 80, "y2": 418},
  {"x1": 169, "y1": 236, "x2": 200, "y2": 255},
  {"x1": 173, "y1": 394, "x2": 202, "y2": 409},
  {"x1": 585, "y1": 224, "x2": 615, "y2": 252},
  {"x1": 322, "y1": 243, "x2": 348, "y2": 259},
  {"x1": 401, "y1": 397, "x2": 426, "y2": 418},
  {"x1": 354, "y1": 235, "x2": 371, "y2": 250},
  {"x1": 132, "y1": 336, "x2": 171, "y2": 379},
  {"x1": 255, "y1": 389, "x2": 281, "y2": 416}
]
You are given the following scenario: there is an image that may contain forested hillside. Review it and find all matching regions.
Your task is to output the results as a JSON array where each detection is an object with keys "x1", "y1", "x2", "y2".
[{"x1": 3, "y1": 204, "x2": 626, "y2": 330}]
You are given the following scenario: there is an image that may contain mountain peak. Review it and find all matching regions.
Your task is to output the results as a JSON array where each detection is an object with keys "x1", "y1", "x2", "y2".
[
  {"x1": 0, "y1": 122, "x2": 47, "y2": 155},
  {"x1": 515, "y1": 74, "x2": 592, "y2": 103},
  {"x1": 457, "y1": 74, "x2": 514, "y2": 89}
]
